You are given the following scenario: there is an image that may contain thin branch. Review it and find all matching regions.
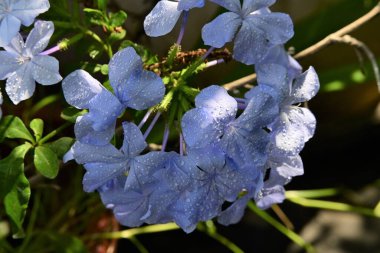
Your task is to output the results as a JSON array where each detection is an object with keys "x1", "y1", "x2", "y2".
[
  {"x1": 330, "y1": 35, "x2": 380, "y2": 91},
  {"x1": 223, "y1": 2, "x2": 380, "y2": 91}
]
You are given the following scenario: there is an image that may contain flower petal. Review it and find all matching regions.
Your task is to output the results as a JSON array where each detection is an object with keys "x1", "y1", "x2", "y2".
[
  {"x1": 0, "y1": 51, "x2": 20, "y2": 79},
  {"x1": 5, "y1": 64, "x2": 35, "y2": 104},
  {"x1": 195, "y1": 85, "x2": 237, "y2": 124},
  {"x1": 31, "y1": 55, "x2": 62, "y2": 85},
  {"x1": 25, "y1": 20, "x2": 54, "y2": 55},
  {"x1": 233, "y1": 19, "x2": 270, "y2": 65},
  {"x1": 0, "y1": 14, "x2": 21, "y2": 47},
  {"x1": 202, "y1": 12, "x2": 241, "y2": 48},
  {"x1": 144, "y1": 0, "x2": 182, "y2": 37},
  {"x1": 290, "y1": 66, "x2": 320, "y2": 104},
  {"x1": 83, "y1": 161, "x2": 127, "y2": 192},
  {"x1": 9, "y1": 0, "x2": 50, "y2": 26},
  {"x1": 72, "y1": 142, "x2": 125, "y2": 164},
  {"x1": 245, "y1": 12, "x2": 294, "y2": 45},
  {"x1": 242, "y1": 0, "x2": 276, "y2": 15},
  {"x1": 181, "y1": 108, "x2": 219, "y2": 148},
  {"x1": 74, "y1": 115, "x2": 115, "y2": 146},
  {"x1": 178, "y1": 0, "x2": 205, "y2": 11},
  {"x1": 62, "y1": 70, "x2": 103, "y2": 109},
  {"x1": 121, "y1": 122, "x2": 147, "y2": 157},
  {"x1": 108, "y1": 47, "x2": 165, "y2": 110}
]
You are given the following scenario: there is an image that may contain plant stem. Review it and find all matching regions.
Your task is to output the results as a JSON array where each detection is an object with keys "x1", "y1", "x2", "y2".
[
  {"x1": 287, "y1": 197, "x2": 380, "y2": 218},
  {"x1": 83, "y1": 223, "x2": 179, "y2": 240},
  {"x1": 248, "y1": 201, "x2": 315, "y2": 253},
  {"x1": 38, "y1": 121, "x2": 72, "y2": 145}
]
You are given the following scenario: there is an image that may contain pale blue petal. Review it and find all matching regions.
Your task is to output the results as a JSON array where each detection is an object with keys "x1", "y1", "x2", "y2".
[
  {"x1": 108, "y1": 47, "x2": 165, "y2": 110},
  {"x1": 3, "y1": 33, "x2": 24, "y2": 54},
  {"x1": 257, "y1": 45, "x2": 302, "y2": 80},
  {"x1": 83, "y1": 161, "x2": 127, "y2": 192},
  {"x1": 0, "y1": 14, "x2": 21, "y2": 47},
  {"x1": 121, "y1": 122, "x2": 147, "y2": 157},
  {"x1": 255, "y1": 63, "x2": 290, "y2": 101},
  {"x1": 9, "y1": 0, "x2": 50, "y2": 26},
  {"x1": 0, "y1": 91, "x2": 3, "y2": 119},
  {"x1": 178, "y1": 0, "x2": 205, "y2": 11},
  {"x1": 108, "y1": 47, "x2": 140, "y2": 95},
  {"x1": 245, "y1": 12, "x2": 294, "y2": 45},
  {"x1": 0, "y1": 51, "x2": 19, "y2": 79},
  {"x1": 87, "y1": 89, "x2": 124, "y2": 131},
  {"x1": 195, "y1": 85, "x2": 237, "y2": 124},
  {"x1": 233, "y1": 19, "x2": 270, "y2": 65},
  {"x1": 74, "y1": 115, "x2": 115, "y2": 145},
  {"x1": 218, "y1": 193, "x2": 251, "y2": 225},
  {"x1": 31, "y1": 55, "x2": 62, "y2": 85},
  {"x1": 5, "y1": 63, "x2": 35, "y2": 104},
  {"x1": 202, "y1": 12, "x2": 241, "y2": 48},
  {"x1": 270, "y1": 107, "x2": 316, "y2": 156},
  {"x1": 25, "y1": 20, "x2": 54, "y2": 54},
  {"x1": 237, "y1": 87, "x2": 279, "y2": 131},
  {"x1": 268, "y1": 154, "x2": 303, "y2": 181},
  {"x1": 72, "y1": 142, "x2": 125, "y2": 164},
  {"x1": 144, "y1": 1, "x2": 182, "y2": 37},
  {"x1": 242, "y1": 0, "x2": 276, "y2": 15},
  {"x1": 62, "y1": 70, "x2": 103, "y2": 109},
  {"x1": 255, "y1": 185, "x2": 285, "y2": 209},
  {"x1": 181, "y1": 108, "x2": 219, "y2": 148},
  {"x1": 290, "y1": 66, "x2": 320, "y2": 104},
  {"x1": 209, "y1": 0, "x2": 241, "y2": 12}
]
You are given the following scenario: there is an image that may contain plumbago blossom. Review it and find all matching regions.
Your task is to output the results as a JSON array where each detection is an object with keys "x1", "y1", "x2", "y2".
[
  {"x1": 0, "y1": 0, "x2": 50, "y2": 47},
  {"x1": 0, "y1": 90, "x2": 3, "y2": 119},
  {"x1": 202, "y1": 0, "x2": 294, "y2": 64},
  {"x1": 0, "y1": 20, "x2": 62, "y2": 104},
  {"x1": 63, "y1": 0, "x2": 320, "y2": 233},
  {"x1": 62, "y1": 47, "x2": 165, "y2": 146}
]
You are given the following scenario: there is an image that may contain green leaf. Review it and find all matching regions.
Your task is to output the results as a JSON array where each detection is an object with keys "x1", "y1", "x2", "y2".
[
  {"x1": 109, "y1": 10, "x2": 127, "y2": 27},
  {"x1": 44, "y1": 137, "x2": 75, "y2": 159},
  {"x1": 30, "y1": 119, "x2": 44, "y2": 142},
  {"x1": 61, "y1": 107, "x2": 87, "y2": 123},
  {"x1": 34, "y1": 146, "x2": 60, "y2": 179},
  {"x1": 83, "y1": 8, "x2": 107, "y2": 27},
  {"x1": 0, "y1": 143, "x2": 32, "y2": 200},
  {"x1": 4, "y1": 173, "x2": 30, "y2": 238},
  {"x1": 0, "y1": 116, "x2": 35, "y2": 143}
]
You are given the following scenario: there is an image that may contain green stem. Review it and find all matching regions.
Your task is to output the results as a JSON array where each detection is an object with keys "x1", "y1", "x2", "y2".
[
  {"x1": 84, "y1": 30, "x2": 112, "y2": 58},
  {"x1": 285, "y1": 188, "x2": 340, "y2": 199},
  {"x1": 287, "y1": 197, "x2": 380, "y2": 218},
  {"x1": 129, "y1": 236, "x2": 149, "y2": 253},
  {"x1": 38, "y1": 121, "x2": 72, "y2": 145},
  {"x1": 28, "y1": 94, "x2": 61, "y2": 117},
  {"x1": 248, "y1": 202, "x2": 315, "y2": 253},
  {"x1": 83, "y1": 223, "x2": 179, "y2": 240},
  {"x1": 197, "y1": 221, "x2": 244, "y2": 253}
]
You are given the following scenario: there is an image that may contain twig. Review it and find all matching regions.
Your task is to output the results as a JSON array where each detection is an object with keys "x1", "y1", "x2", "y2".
[
  {"x1": 223, "y1": 3, "x2": 380, "y2": 91},
  {"x1": 330, "y1": 35, "x2": 380, "y2": 91}
]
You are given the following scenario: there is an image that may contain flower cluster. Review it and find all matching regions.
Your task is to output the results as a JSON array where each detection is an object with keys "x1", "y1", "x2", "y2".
[
  {"x1": 0, "y1": 0, "x2": 61, "y2": 111},
  {"x1": 61, "y1": 0, "x2": 320, "y2": 232}
]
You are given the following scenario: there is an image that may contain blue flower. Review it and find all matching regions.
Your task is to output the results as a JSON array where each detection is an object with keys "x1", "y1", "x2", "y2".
[
  {"x1": 62, "y1": 47, "x2": 165, "y2": 144},
  {"x1": 0, "y1": 20, "x2": 61, "y2": 104},
  {"x1": 202, "y1": 0, "x2": 294, "y2": 64},
  {"x1": 245, "y1": 63, "x2": 319, "y2": 208},
  {"x1": 182, "y1": 85, "x2": 278, "y2": 169},
  {"x1": 72, "y1": 122, "x2": 147, "y2": 192},
  {"x1": 144, "y1": 0, "x2": 205, "y2": 37},
  {"x1": 0, "y1": 0, "x2": 50, "y2": 47}
]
